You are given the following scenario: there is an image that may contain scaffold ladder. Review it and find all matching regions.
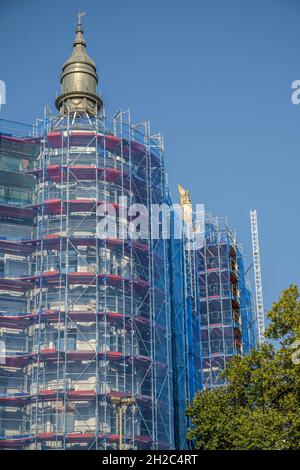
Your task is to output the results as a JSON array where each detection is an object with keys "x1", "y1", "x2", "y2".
[{"x1": 250, "y1": 209, "x2": 265, "y2": 344}]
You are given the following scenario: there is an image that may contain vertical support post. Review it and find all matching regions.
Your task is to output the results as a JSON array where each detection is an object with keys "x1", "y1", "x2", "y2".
[
  {"x1": 250, "y1": 209, "x2": 265, "y2": 344},
  {"x1": 95, "y1": 107, "x2": 100, "y2": 449},
  {"x1": 119, "y1": 405, "x2": 123, "y2": 450}
]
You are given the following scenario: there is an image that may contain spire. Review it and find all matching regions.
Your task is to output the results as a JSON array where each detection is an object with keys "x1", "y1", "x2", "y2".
[{"x1": 55, "y1": 13, "x2": 103, "y2": 116}]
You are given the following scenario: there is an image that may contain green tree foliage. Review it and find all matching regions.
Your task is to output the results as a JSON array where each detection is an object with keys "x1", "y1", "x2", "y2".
[{"x1": 186, "y1": 285, "x2": 300, "y2": 449}]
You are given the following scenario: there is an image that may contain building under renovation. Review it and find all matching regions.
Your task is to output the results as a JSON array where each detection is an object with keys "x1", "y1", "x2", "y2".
[
  {"x1": 170, "y1": 189, "x2": 257, "y2": 449},
  {"x1": 0, "y1": 18, "x2": 258, "y2": 450}
]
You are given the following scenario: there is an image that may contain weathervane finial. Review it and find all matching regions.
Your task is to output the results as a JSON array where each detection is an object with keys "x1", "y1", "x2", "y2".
[{"x1": 77, "y1": 10, "x2": 86, "y2": 26}]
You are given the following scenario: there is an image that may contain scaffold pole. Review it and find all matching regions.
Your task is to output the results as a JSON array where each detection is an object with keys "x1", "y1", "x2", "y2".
[{"x1": 250, "y1": 209, "x2": 265, "y2": 343}]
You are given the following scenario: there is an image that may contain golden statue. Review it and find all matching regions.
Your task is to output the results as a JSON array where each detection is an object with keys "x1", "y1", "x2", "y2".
[
  {"x1": 178, "y1": 184, "x2": 191, "y2": 206},
  {"x1": 178, "y1": 184, "x2": 192, "y2": 223}
]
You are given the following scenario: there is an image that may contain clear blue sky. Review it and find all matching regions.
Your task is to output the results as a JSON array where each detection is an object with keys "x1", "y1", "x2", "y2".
[{"x1": 0, "y1": 0, "x2": 299, "y2": 312}]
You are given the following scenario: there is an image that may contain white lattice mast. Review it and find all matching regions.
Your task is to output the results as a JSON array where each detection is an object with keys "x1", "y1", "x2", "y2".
[{"x1": 250, "y1": 209, "x2": 265, "y2": 343}]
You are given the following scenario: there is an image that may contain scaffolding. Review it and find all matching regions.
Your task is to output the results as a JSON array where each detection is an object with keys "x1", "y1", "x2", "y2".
[
  {"x1": 0, "y1": 113, "x2": 258, "y2": 450},
  {"x1": 0, "y1": 111, "x2": 173, "y2": 449},
  {"x1": 170, "y1": 197, "x2": 257, "y2": 447},
  {"x1": 169, "y1": 193, "x2": 202, "y2": 450}
]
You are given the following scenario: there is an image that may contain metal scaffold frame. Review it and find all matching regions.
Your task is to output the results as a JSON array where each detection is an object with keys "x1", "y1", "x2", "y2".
[
  {"x1": 0, "y1": 112, "x2": 258, "y2": 450},
  {"x1": 170, "y1": 201, "x2": 257, "y2": 433},
  {"x1": 197, "y1": 214, "x2": 256, "y2": 390},
  {"x1": 250, "y1": 209, "x2": 265, "y2": 344},
  {"x1": 0, "y1": 109, "x2": 173, "y2": 450}
]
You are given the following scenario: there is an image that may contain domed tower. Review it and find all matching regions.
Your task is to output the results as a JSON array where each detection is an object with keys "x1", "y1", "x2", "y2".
[
  {"x1": 55, "y1": 14, "x2": 103, "y2": 116},
  {"x1": 0, "y1": 14, "x2": 173, "y2": 451}
]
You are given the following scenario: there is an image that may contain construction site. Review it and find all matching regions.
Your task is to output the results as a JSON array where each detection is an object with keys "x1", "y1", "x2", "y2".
[{"x1": 0, "y1": 17, "x2": 260, "y2": 450}]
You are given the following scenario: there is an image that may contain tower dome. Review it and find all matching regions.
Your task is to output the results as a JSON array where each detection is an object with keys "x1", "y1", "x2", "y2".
[{"x1": 55, "y1": 14, "x2": 103, "y2": 116}]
